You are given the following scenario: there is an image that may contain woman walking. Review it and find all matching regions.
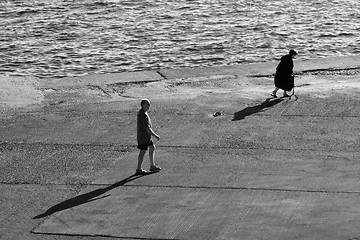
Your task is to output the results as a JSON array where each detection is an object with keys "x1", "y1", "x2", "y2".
[{"x1": 271, "y1": 49, "x2": 298, "y2": 98}]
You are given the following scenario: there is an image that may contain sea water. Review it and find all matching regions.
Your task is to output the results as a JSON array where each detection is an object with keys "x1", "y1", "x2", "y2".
[{"x1": 0, "y1": 0, "x2": 359, "y2": 78}]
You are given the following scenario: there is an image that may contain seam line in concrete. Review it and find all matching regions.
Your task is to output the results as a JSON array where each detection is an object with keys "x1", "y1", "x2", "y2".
[
  {"x1": 122, "y1": 184, "x2": 360, "y2": 194},
  {"x1": 156, "y1": 70, "x2": 168, "y2": 80},
  {"x1": 7, "y1": 182, "x2": 360, "y2": 195},
  {"x1": 249, "y1": 67, "x2": 360, "y2": 78},
  {"x1": 30, "y1": 231, "x2": 176, "y2": 240},
  {"x1": 1, "y1": 142, "x2": 359, "y2": 153},
  {"x1": 276, "y1": 114, "x2": 360, "y2": 118},
  {"x1": 4, "y1": 109, "x2": 359, "y2": 118}
]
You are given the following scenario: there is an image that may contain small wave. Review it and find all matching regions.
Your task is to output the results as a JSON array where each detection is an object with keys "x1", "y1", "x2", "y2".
[
  {"x1": 159, "y1": 15, "x2": 174, "y2": 20},
  {"x1": 338, "y1": 32, "x2": 355, "y2": 37},
  {"x1": 319, "y1": 32, "x2": 355, "y2": 38},
  {"x1": 17, "y1": 9, "x2": 39, "y2": 15},
  {"x1": 92, "y1": 1, "x2": 111, "y2": 6},
  {"x1": 257, "y1": 43, "x2": 272, "y2": 49},
  {"x1": 319, "y1": 34, "x2": 338, "y2": 38}
]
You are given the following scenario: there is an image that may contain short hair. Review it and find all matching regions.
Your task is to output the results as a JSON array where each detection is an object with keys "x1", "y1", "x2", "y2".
[
  {"x1": 289, "y1": 49, "x2": 298, "y2": 56},
  {"x1": 141, "y1": 99, "x2": 150, "y2": 107}
]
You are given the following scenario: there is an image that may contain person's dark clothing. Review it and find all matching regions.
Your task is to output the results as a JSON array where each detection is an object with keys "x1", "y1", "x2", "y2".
[
  {"x1": 137, "y1": 109, "x2": 152, "y2": 145},
  {"x1": 274, "y1": 54, "x2": 294, "y2": 91},
  {"x1": 137, "y1": 141, "x2": 153, "y2": 150}
]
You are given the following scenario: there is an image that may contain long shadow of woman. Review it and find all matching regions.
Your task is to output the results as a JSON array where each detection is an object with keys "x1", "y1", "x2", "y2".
[{"x1": 232, "y1": 97, "x2": 284, "y2": 121}]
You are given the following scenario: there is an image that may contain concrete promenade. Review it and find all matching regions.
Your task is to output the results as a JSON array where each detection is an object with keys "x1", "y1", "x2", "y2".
[{"x1": 1, "y1": 56, "x2": 360, "y2": 240}]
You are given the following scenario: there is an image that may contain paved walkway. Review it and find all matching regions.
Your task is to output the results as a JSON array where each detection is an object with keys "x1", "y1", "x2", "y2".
[
  {"x1": 1, "y1": 56, "x2": 360, "y2": 240},
  {"x1": 32, "y1": 82, "x2": 360, "y2": 239}
]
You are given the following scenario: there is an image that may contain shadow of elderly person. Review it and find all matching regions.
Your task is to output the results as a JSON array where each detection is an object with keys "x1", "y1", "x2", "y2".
[{"x1": 232, "y1": 97, "x2": 284, "y2": 121}]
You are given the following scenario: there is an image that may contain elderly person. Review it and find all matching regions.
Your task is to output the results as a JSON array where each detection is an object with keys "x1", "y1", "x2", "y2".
[{"x1": 271, "y1": 49, "x2": 298, "y2": 98}]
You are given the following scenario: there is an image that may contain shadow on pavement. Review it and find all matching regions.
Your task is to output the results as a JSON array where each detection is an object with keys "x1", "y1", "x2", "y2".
[
  {"x1": 33, "y1": 172, "x2": 157, "y2": 219},
  {"x1": 232, "y1": 97, "x2": 284, "y2": 121}
]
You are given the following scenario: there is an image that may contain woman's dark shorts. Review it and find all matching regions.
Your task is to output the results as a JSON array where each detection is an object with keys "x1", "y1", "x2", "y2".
[{"x1": 137, "y1": 140, "x2": 154, "y2": 150}]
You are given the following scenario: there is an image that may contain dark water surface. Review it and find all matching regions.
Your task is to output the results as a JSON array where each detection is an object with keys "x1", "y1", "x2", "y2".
[{"x1": 0, "y1": 0, "x2": 359, "y2": 78}]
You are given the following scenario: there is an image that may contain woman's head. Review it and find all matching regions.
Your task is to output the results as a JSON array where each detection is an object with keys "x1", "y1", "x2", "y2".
[{"x1": 289, "y1": 49, "x2": 298, "y2": 57}]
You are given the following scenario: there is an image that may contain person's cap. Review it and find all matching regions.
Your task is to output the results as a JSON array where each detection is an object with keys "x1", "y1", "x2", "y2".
[{"x1": 289, "y1": 49, "x2": 298, "y2": 56}]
